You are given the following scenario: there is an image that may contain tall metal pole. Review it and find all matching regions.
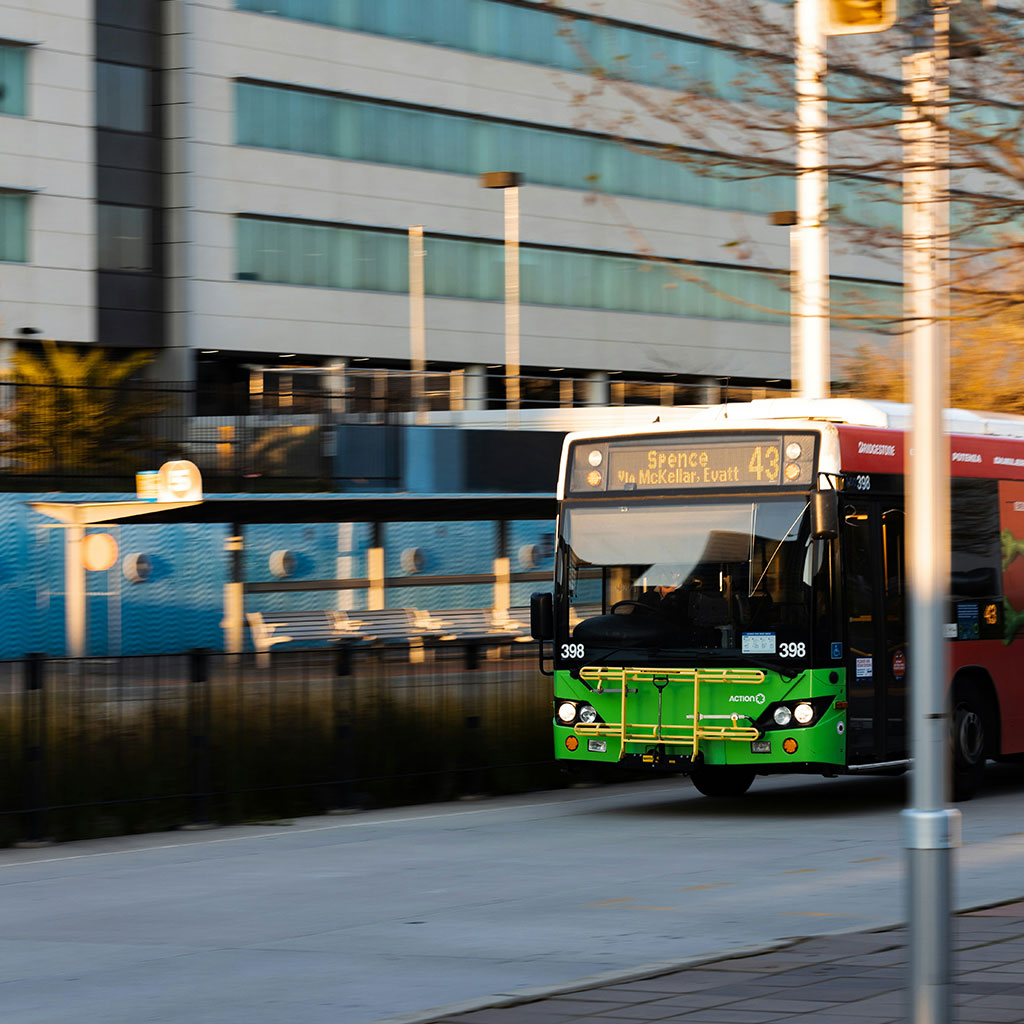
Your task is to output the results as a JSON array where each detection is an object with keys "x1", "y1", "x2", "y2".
[
  {"x1": 503, "y1": 183, "x2": 520, "y2": 423},
  {"x1": 479, "y1": 172, "x2": 522, "y2": 425},
  {"x1": 408, "y1": 225, "x2": 427, "y2": 425},
  {"x1": 902, "y1": 6, "x2": 960, "y2": 1021},
  {"x1": 793, "y1": 0, "x2": 830, "y2": 399}
]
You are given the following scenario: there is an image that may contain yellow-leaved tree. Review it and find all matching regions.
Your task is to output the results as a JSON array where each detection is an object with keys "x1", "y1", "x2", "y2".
[
  {"x1": 0, "y1": 341, "x2": 176, "y2": 478},
  {"x1": 837, "y1": 301, "x2": 1024, "y2": 414}
]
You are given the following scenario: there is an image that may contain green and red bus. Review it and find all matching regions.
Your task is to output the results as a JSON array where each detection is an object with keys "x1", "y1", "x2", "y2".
[{"x1": 530, "y1": 397, "x2": 1024, "y2": 798}]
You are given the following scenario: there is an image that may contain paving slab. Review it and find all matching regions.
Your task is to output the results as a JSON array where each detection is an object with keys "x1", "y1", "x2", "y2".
[{"x1": 412, "y1": 902, "x2": 1024, "y2": 1024}]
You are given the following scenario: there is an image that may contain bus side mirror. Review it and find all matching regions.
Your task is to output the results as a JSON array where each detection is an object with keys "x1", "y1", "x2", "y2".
[
  {"x1": 812, "y1": 489, "x2": 839, "y2": 540},
  {"x1": 531, "y1": 591, "x2": 554, "y2": 640}
]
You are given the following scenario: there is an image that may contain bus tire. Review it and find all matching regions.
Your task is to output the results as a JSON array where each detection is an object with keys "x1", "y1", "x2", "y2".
[
  {"x1": 951, "y1": 692, "x2": 988, "y2": 801},
  {"x1": 689, "y1": 767, "x2": 755, "y2": 798}
]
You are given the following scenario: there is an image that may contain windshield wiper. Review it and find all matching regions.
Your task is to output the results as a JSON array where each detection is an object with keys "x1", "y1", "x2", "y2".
[{"x1": 749, "y1": 501, "x2": 810, "y2": 597}]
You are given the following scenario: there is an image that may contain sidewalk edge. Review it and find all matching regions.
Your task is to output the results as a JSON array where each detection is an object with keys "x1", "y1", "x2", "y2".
[
  {"x1": 369, "y1": 896, "x2": 1024, "y2": 1024},
  {"x1": 367, "y1": 937, "x2": 801, "y2": 1024}
]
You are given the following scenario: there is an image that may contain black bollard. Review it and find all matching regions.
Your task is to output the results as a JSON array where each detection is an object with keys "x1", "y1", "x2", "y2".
[
  {"x1": 19, "y1": 653, "x2": 48, "y2": 846},
  {"x1": 185, "y1": 648, "x2": 214, "y2": 829},
  {"x1": 330, "y1": 643, "x2": 357, "y2": 813}
]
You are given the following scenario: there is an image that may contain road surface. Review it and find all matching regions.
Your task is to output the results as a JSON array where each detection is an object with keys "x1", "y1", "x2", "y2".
[{"x1": 3, "y1": 768, "x2": 1024, "y2": 1023}]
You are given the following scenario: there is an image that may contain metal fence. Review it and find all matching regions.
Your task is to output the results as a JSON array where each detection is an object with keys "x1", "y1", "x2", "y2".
[
  {"x1": 0, "y1": 643, "x2": 565, "y2": 847},
  {"x1": 0, "y1": 371, "x2": 785, "y2": 490}
]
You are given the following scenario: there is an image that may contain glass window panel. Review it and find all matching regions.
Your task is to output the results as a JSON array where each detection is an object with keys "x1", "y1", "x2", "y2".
[
  {"x1": 354, "y1": 101, "x2": 379, "y2": 161},
  {"x1": 0, "y1": 44, "x2": 26, "y2": 116},
  {"x1": 98, "y1": 204, "x2": 150, "y2": 271},
  {"x1": 334, "y1": 227, "x2": 356, "y2": 288},
  {"x1": 259, "y1": 221, "x2": 281, "y2": 283},
  {"x1": 519, "y1": 4, "x2": 555, "y2": 66},
  {"x1": 234, "y1": 216, "x2": 885, "y2": 330},
  {"x1": 285, "y1": 90, "x2": 305, "y2": 151},
  {"x1": 97, "y1": 63, "x2": 149, "y2": 132},
  {"x1": 238, "y1": 0, "x2": 780, "y2": 106},
  {"x1": 236, "y1": 82, "x2": 257, "y2": 144},
  {"x1": 234, "y1": 82, "x2": 803, "y2": 215},
  {"x1": 337, "y1": 97, "x2": 360, "y2": 157},
  {"x1": 0, "y1": 193, "x2": 27, "y2": 262},
  {"x1": 302, "y1": 225, "x2": 327, "y2": 286},
  {"x1": 236, "y1": 217, "x2": 257, "y2": 279},
  {"x1": 420, "y1": 110, "x2": 446, "y2": 171},
  {"x1": 352, "y1": 229, "x2": 375, "y2": 290},
  {"x1": 445, "y1": 115, "x2": 471, "y2": 171},
  {"x1": 471, "y1": 120, "x2": 499, "y2": 174},
  {"x1": 297, "y1": 90, "x2": 319, "y2": 152},
  {"x1": 313, "y1": 93, "x2": 332, "y2": 155}
]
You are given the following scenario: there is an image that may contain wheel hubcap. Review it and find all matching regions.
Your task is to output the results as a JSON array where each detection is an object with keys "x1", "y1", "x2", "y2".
[{"x1": 955, "y1": 708, "x2": 984, "y2": 765}]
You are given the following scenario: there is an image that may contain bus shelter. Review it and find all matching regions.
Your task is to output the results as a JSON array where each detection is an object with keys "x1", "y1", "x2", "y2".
[{"x1": 28, "y1": 493, "x2": 555, "y2": 657}]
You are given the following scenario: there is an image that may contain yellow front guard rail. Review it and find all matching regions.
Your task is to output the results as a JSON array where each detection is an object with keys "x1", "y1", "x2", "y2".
[{"x1": 574, "y1": 666, "x2": 766, "y2": 761}]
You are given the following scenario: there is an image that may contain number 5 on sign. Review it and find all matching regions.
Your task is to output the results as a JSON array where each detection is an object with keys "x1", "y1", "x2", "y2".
[{"x1": 157, "y1": 460, "x2": 203, "y2": 502}]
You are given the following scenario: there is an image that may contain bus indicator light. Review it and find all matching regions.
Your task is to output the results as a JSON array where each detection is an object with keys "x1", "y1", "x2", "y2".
[
  {"x1": 587, "y1": 739, "x2": 607, "y2": 753},
  {"x1": 782, "y1": 737, "x2": 799, "y2": 754},
  {"x1": 785, "y1": 441, "x2": 803, "y2": 460},
  {"x1": 565, "y1": 736, "x2": 579, "y2": 751},
  {"x1": 588, "y1": 449, "x2": 603, "y2": 466},
  {"x1": 587, "y1": 470, "x2": 602, "y2": 487},
  {"x1": 785, "y1": 463, "x2": 802, "y2": 481}
]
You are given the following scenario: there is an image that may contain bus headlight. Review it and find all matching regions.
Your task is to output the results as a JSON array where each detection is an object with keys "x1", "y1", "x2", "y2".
[
  {"x1": 578, "y1": 704, "x2": 598, "y2": 724},
  {"x1": 773, "y1": 706, "x2": 793, "y2": 726},
  {"x1": 758, "y1": 696, "x2": 835, "y2": 731},
  {"x1": 556, "y1": 702, "x2": 578, "y2": 724}
]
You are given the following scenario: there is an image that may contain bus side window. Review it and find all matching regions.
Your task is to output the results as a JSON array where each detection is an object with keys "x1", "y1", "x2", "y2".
[
  {"x1": 951, "y1": 479, "x2": 1001, "y2": 600},
  {"x1": 881, "y1": 508, "x2": 905, "y2": 618},
  {"x1": 844, "y1": 506, "x2": 873, "y2": 625}
]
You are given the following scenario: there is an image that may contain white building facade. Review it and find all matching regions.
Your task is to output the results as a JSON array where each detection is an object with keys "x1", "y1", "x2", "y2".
[{"x1": 0, "y1": 0, "x2": 897, "y2": 406}]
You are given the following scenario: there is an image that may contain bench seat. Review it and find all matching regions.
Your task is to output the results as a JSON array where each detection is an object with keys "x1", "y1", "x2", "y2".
[
  {"x1": 431, "y1": 607, "x2": 531, "y2": 641},
  {"x1": 246, "y1": 606, "x2": 532, "y2": 663}
]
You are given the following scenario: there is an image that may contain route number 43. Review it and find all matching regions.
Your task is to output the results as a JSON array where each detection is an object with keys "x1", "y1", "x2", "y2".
[{"x1": 560, "y1": 643, "x2": 585, "y2": 660}]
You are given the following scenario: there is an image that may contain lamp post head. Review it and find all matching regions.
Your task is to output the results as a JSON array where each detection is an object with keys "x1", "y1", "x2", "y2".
[{"x1": 480, "y1": 171, "x2": 521, "y2": 189}]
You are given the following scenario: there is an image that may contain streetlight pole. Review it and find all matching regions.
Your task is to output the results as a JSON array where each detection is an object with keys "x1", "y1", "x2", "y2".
[
  {"x1": 408, "y1": 225, "x2": 427, "y2": 425},
  {"x1": 480, "y1": 171, "x2": 521, "y2": 424},
  {"x1": 902, "y1": 6, "x2": 959, "y2": 1021},
  {"x1": 793, "y1": 0, "x2": 830, "y2": 400}
]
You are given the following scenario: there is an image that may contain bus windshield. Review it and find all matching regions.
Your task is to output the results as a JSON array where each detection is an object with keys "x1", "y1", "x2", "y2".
[{"x1": 562, "y1": 498, "x2": 816, "y2": 656}]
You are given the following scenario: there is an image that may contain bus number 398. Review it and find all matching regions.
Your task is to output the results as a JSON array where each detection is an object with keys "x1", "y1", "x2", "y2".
[
  {"x1": 779, "y1": 642, "x2": 806, "y2": 658},
  {"x1": 561, "y1": 643, "x2": 585, "y2": 660}
]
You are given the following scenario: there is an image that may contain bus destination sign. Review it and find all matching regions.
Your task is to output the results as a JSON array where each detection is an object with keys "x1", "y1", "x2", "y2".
[{"x1": 570, "y1": 434, "x2": 816, "y2": 493}]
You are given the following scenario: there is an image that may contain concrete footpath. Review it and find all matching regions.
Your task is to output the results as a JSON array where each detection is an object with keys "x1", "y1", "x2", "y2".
[{"x1": 399, "y1": 901, "x2": 1024, "y2": 1024}]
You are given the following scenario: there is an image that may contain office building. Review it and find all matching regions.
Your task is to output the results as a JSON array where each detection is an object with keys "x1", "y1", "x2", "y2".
[{"x1": 0, "y1": 0, "x2": 894, "y2": 409}]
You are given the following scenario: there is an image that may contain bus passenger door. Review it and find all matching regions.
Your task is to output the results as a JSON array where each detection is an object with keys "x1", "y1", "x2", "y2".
[{"x1": 842, "y1": 501, "x2": 908, "y2": 764}]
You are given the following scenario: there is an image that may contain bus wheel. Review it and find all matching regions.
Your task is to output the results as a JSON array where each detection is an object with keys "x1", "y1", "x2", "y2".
[
  {"x1": 951, "y1": 695, "x2": 987, "y2": 801},
  {"x1": 690, "y1": 767, "x2": 755, "y2": 798}
]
